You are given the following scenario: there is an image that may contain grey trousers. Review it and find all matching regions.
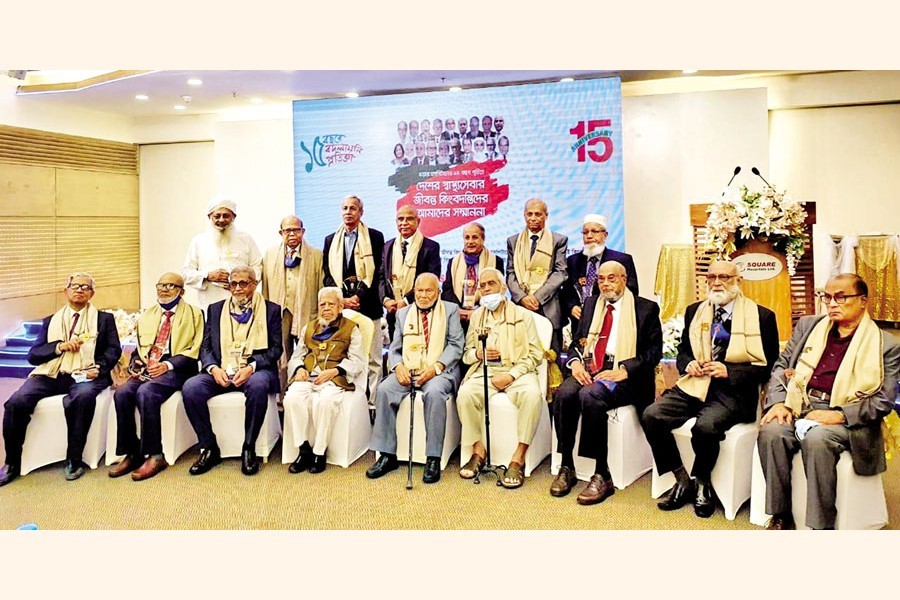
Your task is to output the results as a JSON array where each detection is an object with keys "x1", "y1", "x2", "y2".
[
  {"x1": 369, "y1": 372, "x2": 456, "y2": 458},
  {"x1": 757, "y1": 421, "x2": 851, "y2": 529}
]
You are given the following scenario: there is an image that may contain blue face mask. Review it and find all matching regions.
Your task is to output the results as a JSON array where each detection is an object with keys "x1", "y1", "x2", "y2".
[
  {"x1": 159, "y1": 296, "x2": 182, "y2": 311},
  {"x1": 480, "y1": 293, "x2": 503, "y2": 311}
]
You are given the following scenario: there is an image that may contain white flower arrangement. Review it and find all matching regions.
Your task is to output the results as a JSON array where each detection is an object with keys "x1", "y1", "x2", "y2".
[
  {"x1": 105, "y1": 308, "x2": 144, "y2": 343},
  {"x1": 661, "y1": 315, "x2": 684, "y2": 359},
  {"x1": 705, "y1": 185, "x2": 809, "y2": 276}
]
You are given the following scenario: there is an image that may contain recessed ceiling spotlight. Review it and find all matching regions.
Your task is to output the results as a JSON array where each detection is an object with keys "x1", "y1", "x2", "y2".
[
  {"x1": 187, "y1": 78, "x2": 203, "y2": 86},
  {"x1": 173, "y1": 104, "x2": 187, "y2": 111},
  {"x1": 449, "y1": 86, "x2": 462, "y2": 92},
  {"x1": 134, "y1": 94, "x2": 149, "y2": 101},
  {"x1": 345, "y1": 91, "x2": 359, "y2": 98},
  {"x1": 250, "y1": 97, "x2": 264, "y2": 104},
  {"x1": 560, "y1": 77, "x2": 575, "y2": 83},
  {"x1": 682, "y1": 70, "x2": 698, "y2": 74}
]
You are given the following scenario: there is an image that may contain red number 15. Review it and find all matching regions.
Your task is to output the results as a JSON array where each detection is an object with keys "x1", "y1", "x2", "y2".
[{"x1": 569, "y1": 119, "x2": 613, "y2": 163}]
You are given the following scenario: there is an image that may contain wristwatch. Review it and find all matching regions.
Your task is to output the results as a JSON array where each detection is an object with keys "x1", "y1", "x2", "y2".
[{"x1": 434, "y1": 363, "x2": 444, "y2": 376}]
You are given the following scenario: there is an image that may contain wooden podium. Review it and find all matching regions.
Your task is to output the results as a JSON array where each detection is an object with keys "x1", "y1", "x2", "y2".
[{"x1": 690, "y1": 203, "x2": 817, "y2": 340}]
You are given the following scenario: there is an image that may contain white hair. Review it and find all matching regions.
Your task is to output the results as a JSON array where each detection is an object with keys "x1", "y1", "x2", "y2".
[
  {"x1": 318, "y1": 286, "x2": 343, "y2": 303},
  {"x1": 415, "y1": 272, "x2": 440, "y2": 288},
  {"x1": 478, "y1": 267, "x2": 504, "y2": 283},
  {"x1": 66, "y1": 272, "x2": 95, "y2": 289}
]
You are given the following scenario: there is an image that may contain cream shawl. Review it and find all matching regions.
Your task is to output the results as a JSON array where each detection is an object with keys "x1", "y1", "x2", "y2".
[
  {"x1": 512, "y1": 228, "x2": 553, "y2": 294},
  {"x1": 328, "y1": 222, "x2": 376, "y2": 288},
  {"x1": 135, "y1": 301, "x2": 204, "y2": 363},
  {"x1": 219, "y1": 292, "x2": 269, "y2": 372},
  {"x1": 263, "y1": 240, "x2": 323, "y2": 336},
  {"x1": 390, "y1": 230, "x2": 425, "y2": 301},
  {"x1": 450, "y1": 248, "x2": 497, "y2": 306},
  {"x1": 676, "y1": 293, "x2": 767, "y2": 401},
  {"x1": 401, "y1": 301, "x2": 448, "y2": 372},
  {"x1": 583, "y1": 289, "x2": 638, "y2": 366},
  {"x1": 784, "y1": 313, "x2": 884, "y2": 416},
  {"x1": 473, "y1": 300, "x2": 529, "y2": 367},
  {"x1": 30, "y1": 304, "x2": 100, "y2": 377}
]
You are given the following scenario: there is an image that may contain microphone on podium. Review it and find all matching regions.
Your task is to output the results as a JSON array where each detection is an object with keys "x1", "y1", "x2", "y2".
[
  {"x1": 722, "y1": 166, "x2": 741, "y2": 196},
  {"x1": 751, "y1": 167, "x2": 773, "y2": 188}
]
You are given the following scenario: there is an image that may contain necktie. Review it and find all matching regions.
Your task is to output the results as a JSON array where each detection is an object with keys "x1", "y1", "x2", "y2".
[
  {"x1": 149, "y1": 310, "x2": 174, "y2": 366},
  {"x1": 466, "y1": 264, "x2": 477, "y2": 296},
  {"x1": 711, "y1": 307, "x2": 727, "y2": 361},
  {"x1": 67, "y1": 312, "x2": 80, "y2": 339},
  {"x1": 529, "y1": 234, "x2": 539, "y2": 258},
  {"x1": 585, "y1": 257, "x2": 598, "y2": 296},
  {"x1": 591, "y1": 304, "x2": 615, "y2": 374},
  {"x1": 421, "y1": 310, "x2": 430, "y2": 348},
  {"x1": 401, "y1": 240, "x2": 408, "y2": 261}
]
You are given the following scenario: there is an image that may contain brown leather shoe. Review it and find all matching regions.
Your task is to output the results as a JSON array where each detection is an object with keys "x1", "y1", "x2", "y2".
[
  {"x1": 550, "y1": 466, "x2": 578, "y2": 497},
  {"x1": 131, "y1": 456, "x2": 168, "y2": 481},
  {"x1": 765, "y1": 514, "x2": 795, "y2": 530},
  {"x1": 576, "y1": 474, "x2": 615, "y2": 505},
  {"x1": 108, "y1": 455, "x2": 139, "y2": 478}
]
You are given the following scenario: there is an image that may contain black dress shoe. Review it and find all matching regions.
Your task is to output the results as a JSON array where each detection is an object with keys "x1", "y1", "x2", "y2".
[
  {"x1": 0, "y1": 464, "x2": 20, "y2": 487},
  {"x1": 189, "y1": 448, "x2": 222, "y2": 476},
  {"x1": 288, "y1": 449, "x2": 314, "y2": 474},
  {"x1": 694, "y1": 479, "x2": 717, "y2": 518},
  {"x1": 366, "y1": 454, "x2": 399, "y2": 479},
  {"x1": 423, "y1": 457, "x2": 441, "y2": 484},
  {"x1": 657, "y1": 479, "x2": 696, "y2": 511},
  {"x1": 309, "y1": 454, "x2": 327, "y2": 474},
  {"x1": 241, "y1": 448, "x2": 260, "y2": 476}
]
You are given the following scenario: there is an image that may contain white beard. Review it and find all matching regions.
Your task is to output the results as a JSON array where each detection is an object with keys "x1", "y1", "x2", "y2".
[
  {"x1": 582, "y1": 243, "x2": 605, "y2": 258},
  {"x1": 210, "y1": 223, "x2": 233, "y2": 249},
  {"x1": 707, "y1": 287, "x2": 739, "y2": 306},
  {"x1": 318, "y1": 316, "x2": 335, "y2": 328}
]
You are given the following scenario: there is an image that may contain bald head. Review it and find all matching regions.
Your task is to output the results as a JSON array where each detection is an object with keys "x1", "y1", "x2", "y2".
[
  {"x1": 156, "y1": 272, "x2": 185, "y2": 303},
  {"x1": 279, "y1": 215, "x2": 305, "y2": 248},
  {"x1": 396, "y1": 205, "x2": 420, "y2": 238},
  {"x1": 598, "y1": 261, "x2": 627, "y2": 301},
  {"x1": 524, "y1": 198, "x2": 548, "y2": 234}
]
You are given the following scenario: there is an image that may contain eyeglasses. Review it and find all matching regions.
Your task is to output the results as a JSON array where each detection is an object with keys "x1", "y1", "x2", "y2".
[
  {"x1": 67, "y1": 284, "x2": 93, "y2": 292},
  {"x1": 155, "y1": 283, "x2": 184, "y2": 291},
  {"x1": 816, "y1": 292, "x2": 864, "y2": 305},
  {"x1": 228, "y1": 280, "x2": 256, "y2": 289},
  {"x1": 706, "y1": 274, "x2": 737, "y2": 283},
  {"x1": 582, "y1": 228, "x2": 607, "y2": 235},
  {"x1": 280, "y1": 228, "x2": 304, "y2": 235}
]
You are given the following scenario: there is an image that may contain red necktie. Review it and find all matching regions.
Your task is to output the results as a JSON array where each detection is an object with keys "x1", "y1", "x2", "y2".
[
  {"x1": 68, "y1": 312, "x2": 80, "y2": 339},
  {"x1": 421, "y1": 310, "x2": 430, "y2": 348},
  {"x1": 149, "y1": 311, "x2": 174, "y2": 366},
  {"x1": 591, "y1": 304, "x2": 615, "y2": 373},
  {"x1": 466, "y1": 264, "x2": 477, "y2": 296}
]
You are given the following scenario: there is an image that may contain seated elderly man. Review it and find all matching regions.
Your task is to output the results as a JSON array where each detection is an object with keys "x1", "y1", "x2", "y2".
[
  {"x1": 182, "y1": 266, "x2": 282, "y2": 476},
  {"x1": 456, "y1": 267, "x2": 544, "y2": 489},
  {"x1": 758, "y1": 274, "x2": 900, "y2": 530},
  {"x1": 366, "y1": 273, "x2": 464, "y2": 484},
  {"x1": 552, "y1": 261, "x2": 662, "y2": 504},
  {"x1": 0, "y1": 273, "x2": 122, "y2": 486},
  {"x1": 642, "y1": 260, "x2": 779, "y2": 518},
  {"x1": 109, "y1": 273, "x2": 204, "y2": 481},
  {"x1": 283, "y1": 287, "x2": 366, "y2": 474}
]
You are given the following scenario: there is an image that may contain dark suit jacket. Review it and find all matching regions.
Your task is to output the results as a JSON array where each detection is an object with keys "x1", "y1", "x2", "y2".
[
  {"x1": 505, "y1": 230, "x2": 568, "y2": 328},
  {"x1": 764, "y1": 315, "x2": 900, "y2": 476},
  {"x1": 567, "y1": 294, "x2": 662, "y2": 409},
  {"x1": 28, "y1": 309, "x2": 122, "y2": 383},
  {"x1": 322, "y1": 227, "x2": 385, "y2": 322},
  {"x1": 560, "y1": 247, "x2": 639, "y2": 332},
  {"x1": 200, "y1": 299, "x2": 283, "y2": 385},
  {"x1": 677, "y1": 300, "x2": 780, "y2": 420},
  {"x1": 440, "y1": 254, "x2": 505, "y2": 306},
  {"x1": 380, "y1": 236, "x2": 442, "y2": 306}
]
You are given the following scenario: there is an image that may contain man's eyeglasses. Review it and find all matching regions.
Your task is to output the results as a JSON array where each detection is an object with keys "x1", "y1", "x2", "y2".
[
  {"x1": 280, "y1": 228, "x2": 304, "y2": 235},
  {"x1": 582, "y1": 228, "x2": 607, "y2": 235},
  {"x1": 706, "y1": 274, "x2": 737, "y2": 283},
  {"x1": 228, "y1": 280, "x2": 256, "y2": 289},
  {"x1": 67, "y1": 284, "x2": 93, "y2": 292},
  {"x1": 816, "y1": 292, "x2": 863, "y2": 305},
  {"x1": 155, "y1": 283, "x2": 184, "y2": 291}
]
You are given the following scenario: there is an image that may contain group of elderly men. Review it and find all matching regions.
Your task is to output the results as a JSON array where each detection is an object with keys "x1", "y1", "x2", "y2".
[{"x1": 1, "y1": 195, "x2": 897, "y2": 531}]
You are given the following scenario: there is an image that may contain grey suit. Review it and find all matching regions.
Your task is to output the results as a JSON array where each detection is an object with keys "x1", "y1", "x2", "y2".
[
  {"x1": 757, "y1": 315, "x2": 900, "y2": 528},
  {"x1": 370, "y1": 302, "x2": 464, "y2": 458}
]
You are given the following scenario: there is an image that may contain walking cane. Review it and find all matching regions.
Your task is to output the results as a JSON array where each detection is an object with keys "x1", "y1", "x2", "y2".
[
  {"x1": 406, "y1": 369, "x2": 418, "y2": 490},
  {"x1": 474, "y1": 328, "x2": 505, "y2": 485}
]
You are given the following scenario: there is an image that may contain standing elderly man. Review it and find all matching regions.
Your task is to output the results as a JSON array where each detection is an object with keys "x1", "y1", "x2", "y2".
[
  {"x1": 283, "y1": 287, "x2": 366, "y2": 474},
  {"x1": 0, "y1": 273, "x2": 122, "y2": 486},
  {"x1": 322, "y1": 195, "x2": 385, "y2": 404},
  {"x1": 367, "y1": 273, "x2": 465, "y2": 484},
  {"x1": 642, "y1": 260, "x2": 779, "y2": 518},
  {"x1": 182, "y1": 196, "x2": 263, "y2": 310},
  {"x1": 758, "y1": 274, "x2": 900, "y2": 529},
  {"x1": 441, "y1": 222, "x2": 504, "y2": 333},
  {"x1": 262, "y1": 215, "x2": 323, "y2": 390},
  {"x1": 381, "y1": 205, "x2": 442, "y2": 339},
  {"x1": 561, "y1": 214, "x2": 639, "y2": 333},
  {"x1": 506, "y1": 198, "x2": 568, "y2": 357},
  {"x1": 108, "y1": 273, "x2": 204, "y2": 481},
  {"x1": 456, "y1": 268, "x2": 544, "y2": 489},
  {"x1": 552, "y1": 261, "x2": 662, "y2": 504},
  {"x1": 181, "y1": 266, "x2": 282, "y2": 476}
]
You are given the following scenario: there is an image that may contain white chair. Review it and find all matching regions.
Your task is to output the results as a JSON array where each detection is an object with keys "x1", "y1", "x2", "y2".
[
  {"x1": 395, "y1": 392, "x2": 461, "y2": 470},
  {"x1": 206, "y1": 391, "x2": 281, "y2": 460},
  {"x1": 20, "y1": 387, "x2": 113, "y2": 475},
  {"x1": 650, "y1": 417, "x2": 759, "y2": 520},
  {"x1": 281, "y1": 309, "x2": 373, "y2": 468},
  {"x1": 551, "y1": 404, "x2": 653, "y2": 490},
  {"x1": 459, "y1": 312, "x2": 552, "y2": 477},
  {"x1": 749, "y1": 443, "x2": 888, "y2": 530},
  {"x1": 104, "y1": 390, "x2": 198, "y2": 466}
]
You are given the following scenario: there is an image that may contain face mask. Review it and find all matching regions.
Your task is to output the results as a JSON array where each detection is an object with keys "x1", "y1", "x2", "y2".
[
  {"x1": 159, "y1": 296, "x2": 182, "y2": 311},
  {"x1": 480, "y1": 293, "x2": 503, "y2": 311}
]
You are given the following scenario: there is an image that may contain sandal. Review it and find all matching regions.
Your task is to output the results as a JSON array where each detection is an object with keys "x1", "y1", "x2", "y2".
[
  {"x1": 501, "y1": 461, "x2": 525, "y2": 489},
  {"x1": 459, "y1": 454, "x2": 486, "y2": 479}
]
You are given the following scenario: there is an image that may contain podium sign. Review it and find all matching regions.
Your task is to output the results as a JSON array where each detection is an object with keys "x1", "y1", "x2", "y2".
[{"x1": 732, "y1": 240, "x2": 792, "y2": 338}]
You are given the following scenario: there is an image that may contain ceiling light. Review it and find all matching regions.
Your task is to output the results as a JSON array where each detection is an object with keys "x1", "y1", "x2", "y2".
[
  {"x1": 250, "y1": 97, "x2": 264, "y2": 104},
  {"x1": 560, "y1": 77, "x2": 574, "y2": 83},
  {"x1": 134, "y1": 94, "x2": 149, "y2": 101},
  {"x1": 173, "y1": 104, "x2": 187, "y2": 111},
  {"x1": 345, "y1": 92, "x2": 359, "y2": 98},
  {"x1": 187, "y1": 78, "x2": 203, "y2": 86},
  {"x1": 682, "y1": 70, "x2": 698, "y2": 74},
  {"x1": 449, "y1": 86, "x2": 462, "y2": 92}
]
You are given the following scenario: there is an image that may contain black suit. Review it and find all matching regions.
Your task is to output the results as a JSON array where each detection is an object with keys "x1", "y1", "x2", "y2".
[
  {"x1": 322, "y1": 227, "x2": 385, "y2": 322},
  {"x1": 3, "y1": 309, "x2": 122, "y2": 467},
  {"x1": 553, "y1": 294, "x2": 662, "y2": 475},
  {"x1": 182, "y1": 298, "x2": 282, "y2": 451},
  {"x1": 380, "y1": 236, "x2": 441, "y2": 337},
  {"x1": 440, "y1": 254, "x2": 504, "y2": 334},
  {"x1": 642, "y1": 300, "x2": 779, "y2": 481},
  {"x1": 560, "y1": 248, "x2": 639, "y2": 332}
]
